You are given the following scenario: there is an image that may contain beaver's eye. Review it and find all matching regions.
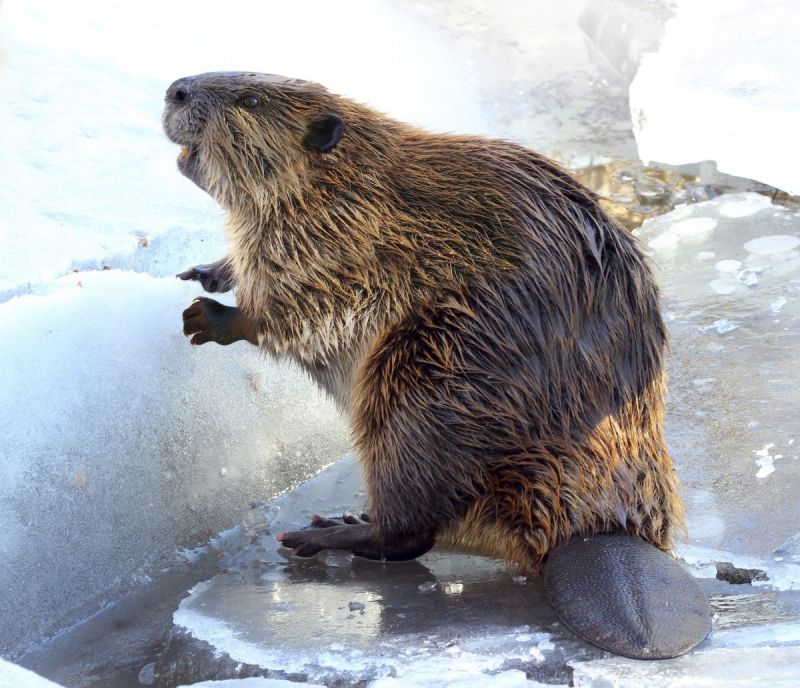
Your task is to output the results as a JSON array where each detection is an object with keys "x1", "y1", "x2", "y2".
[{"x1": 240, "y1": 94, "x2": 259, "y2": 110}]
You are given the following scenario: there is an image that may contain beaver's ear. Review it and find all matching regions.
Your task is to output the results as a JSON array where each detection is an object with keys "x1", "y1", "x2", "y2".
[{"x1": 304, "y1": 114, "x2": 344, "y2": 153}]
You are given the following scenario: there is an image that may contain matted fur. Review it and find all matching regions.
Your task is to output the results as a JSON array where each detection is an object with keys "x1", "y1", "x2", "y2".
[{"x1": 164, "y1": 72, "x2": 682, "y2": 572}]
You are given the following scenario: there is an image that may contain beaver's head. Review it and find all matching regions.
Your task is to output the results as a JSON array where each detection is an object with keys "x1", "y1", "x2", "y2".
[{"x1": 163, "y1": 71, "x2": 347, "y2": 207}]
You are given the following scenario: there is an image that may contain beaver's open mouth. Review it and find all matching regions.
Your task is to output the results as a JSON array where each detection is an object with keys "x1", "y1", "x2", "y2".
[{"x1": 176, "y1": 144, "x2": 207, "y2": 191}]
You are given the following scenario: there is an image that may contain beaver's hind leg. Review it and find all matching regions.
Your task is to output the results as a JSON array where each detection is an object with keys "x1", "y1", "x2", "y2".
[{"x1": 543, "y1": 533, "x2": 710, "y2": 659}]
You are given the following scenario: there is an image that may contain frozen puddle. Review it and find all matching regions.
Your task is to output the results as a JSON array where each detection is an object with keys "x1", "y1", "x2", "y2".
[{"x1": 149, "y1": 192, "x2": 800, "y2": 687}]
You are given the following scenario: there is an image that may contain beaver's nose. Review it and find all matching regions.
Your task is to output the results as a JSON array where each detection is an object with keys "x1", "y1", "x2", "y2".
[{"x1": 166, "y1": 77, "x2": 195, "y2": 105}]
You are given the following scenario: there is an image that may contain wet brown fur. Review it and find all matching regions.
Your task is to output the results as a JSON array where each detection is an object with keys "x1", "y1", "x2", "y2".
[{"x1": 165, "y1": 72, "x2": 683, "y2": 572}]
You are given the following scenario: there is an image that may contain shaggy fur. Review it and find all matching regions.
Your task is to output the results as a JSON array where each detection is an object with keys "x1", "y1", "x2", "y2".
[{"x1": 164, "y1": 72, "x2": 682, "y2": 572}]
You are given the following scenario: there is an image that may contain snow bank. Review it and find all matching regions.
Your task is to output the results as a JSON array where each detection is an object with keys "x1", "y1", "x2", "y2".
[
  {"x1": 630, "y1": 0, "x2": 800, "y2": 195},
  {"x1": 0, "y1": 270, "x2": 349, "y2": 655}
]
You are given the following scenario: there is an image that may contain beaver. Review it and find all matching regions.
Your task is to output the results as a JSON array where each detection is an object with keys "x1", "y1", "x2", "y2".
[{"x1": 164, "y1": 71, "x2": 710, "y2": 659}]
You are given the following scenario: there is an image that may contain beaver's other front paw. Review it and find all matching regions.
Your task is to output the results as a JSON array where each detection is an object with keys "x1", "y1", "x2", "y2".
[{"x1": 177, "y1": 258, "x2": 234, "y2": 293}]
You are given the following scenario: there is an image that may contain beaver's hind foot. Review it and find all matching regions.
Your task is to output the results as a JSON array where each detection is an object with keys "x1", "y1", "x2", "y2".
[{"x1": 278, "y1": 513, "x2": 434, "y2": 562}]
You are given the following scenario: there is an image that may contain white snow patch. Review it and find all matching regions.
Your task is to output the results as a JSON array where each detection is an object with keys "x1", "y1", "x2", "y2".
[
  {"x1": 708, "y1": 279, "x2": 737, "y2": 295},
  {"x1": 754, "y1": 443, "x2": 777, "y2": 479},
  {"x1": 673, "y1": 217, "x2": 718, "y2": 238},
  {"x1": 744, "y1": 235, "x2": 800, "y2": 255},
  {"x1": 700, "y1": 319, "x2": 738, "y2": 334},
  {"x1": 646, "y1": 217, "x2": 717, "y2": 251},
  {"x1": 718, "y1": 194, "x2": 774, "y2": 218},
  {"x1": 695, "y1": 251, "x2": 716, "y2": 261}
]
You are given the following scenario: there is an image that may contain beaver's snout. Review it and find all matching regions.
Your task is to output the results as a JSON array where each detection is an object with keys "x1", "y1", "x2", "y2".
[{"x1": 166, "y1": 76, "x2": 195, "y2": 105}]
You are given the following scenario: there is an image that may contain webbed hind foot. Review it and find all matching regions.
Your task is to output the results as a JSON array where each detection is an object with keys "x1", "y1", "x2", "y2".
[
  {"x1": 543, "y1": 533, "x2": 710, "y2": 659},
  {"x1": 277, "y1": 513, "x2": 434, "y2": 562}
]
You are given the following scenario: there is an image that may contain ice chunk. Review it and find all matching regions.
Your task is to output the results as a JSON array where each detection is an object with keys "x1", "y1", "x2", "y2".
[
  {"x1": 630, "y1": 0, "x2": 800, "y2": 195},
  {"x1": 0, "y1": 271, "x2": 348, "y2": 654}
]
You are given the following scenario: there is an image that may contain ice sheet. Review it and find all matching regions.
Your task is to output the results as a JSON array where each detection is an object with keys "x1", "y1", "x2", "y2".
[{"x1": 634, "y1": 193, "x2": 800, "y2": 561}]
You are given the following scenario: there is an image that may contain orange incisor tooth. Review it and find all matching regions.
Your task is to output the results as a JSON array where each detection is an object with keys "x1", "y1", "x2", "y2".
[{"x1": 180, "y1": 146, "x2": 190, "y2": 160}]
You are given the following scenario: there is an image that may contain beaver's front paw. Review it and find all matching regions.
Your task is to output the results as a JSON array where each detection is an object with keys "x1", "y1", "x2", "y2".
[{"x1": 182, "y1": 297, "x2": 237, "y2": 345}]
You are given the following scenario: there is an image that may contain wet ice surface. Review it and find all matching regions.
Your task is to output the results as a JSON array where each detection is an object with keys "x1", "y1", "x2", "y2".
[
  {"x1": 166, "y1": 454, "x2": 800, "y2": 688},
  {"x1": 634, "y1": 193, "x2": 800, "y2": 565}
]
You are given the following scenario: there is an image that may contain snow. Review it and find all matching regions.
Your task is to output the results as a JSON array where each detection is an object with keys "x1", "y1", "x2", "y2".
[
  {"x1": 630, "y1": 0, "x2": 800, "y2": 195},
  {"x1": 0, "y1": 659, "x2": 64, "y2": 688},
  {"x1": 754, "y1": 444, "x2": 778, "y2": 479}
]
